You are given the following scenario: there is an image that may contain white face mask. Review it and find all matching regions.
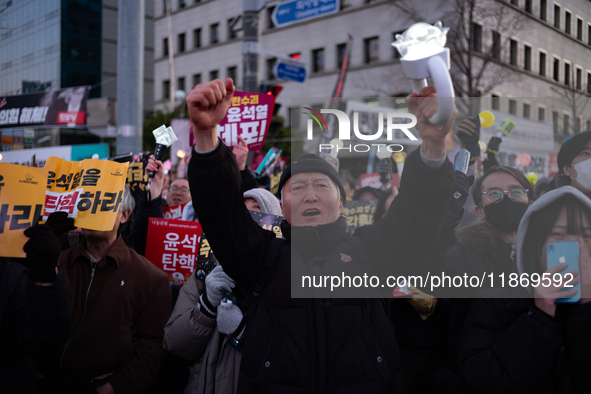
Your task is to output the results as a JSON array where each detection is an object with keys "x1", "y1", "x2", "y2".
[{"x1": 572, "y1": 158, "x2": 591, "y2": 191}]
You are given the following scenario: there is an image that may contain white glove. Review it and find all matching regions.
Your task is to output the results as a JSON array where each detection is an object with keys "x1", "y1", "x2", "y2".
[
  {"x1": 217, "y1": 298, "x2": 244, "y2": 336},
  {"x1": 204, "y1": 265, "x2": 235, "y2": 307}
]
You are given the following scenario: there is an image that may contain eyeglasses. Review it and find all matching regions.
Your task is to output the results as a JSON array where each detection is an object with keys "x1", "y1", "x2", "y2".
[
  {"x1": 169, "y1": 186, "x2": 190, "y2": 194},
  {"x1": 482, "y1": 187, "x2": 529, "y2": 204}
]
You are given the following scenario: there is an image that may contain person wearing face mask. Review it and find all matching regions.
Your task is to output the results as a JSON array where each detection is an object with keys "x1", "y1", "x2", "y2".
[
  {"x1": 555, "y1": 131, "x2": 591, "y2": 199},
  {"x1": 437, "y1": 166, "x2": 534, "y2": 388},
  {"x1": 456, "y1": 187, "x2": 591, "y2": 394}
]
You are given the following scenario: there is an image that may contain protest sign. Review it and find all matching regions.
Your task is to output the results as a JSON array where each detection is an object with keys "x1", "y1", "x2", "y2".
[
  {"x1": 163, "y1": 202, "x2": 188, "y2": 220},
  {"x1": 360, "y1": 173, "x2": 399, "y2": 189},
  {"x1": 43, "y1": 157, "x2": 129, "y2": 231},
  {"x1": 126, "y1": 161, "x2": 148, "y2": 193},
  {"x1": 195, "y1": 210, "x2": 284, "y2": 280},
  {"x1": 343, "y1": 199, "x2": 377, "y2": 235},
  {"x1": 0, "y1": 163, "x2": 48, "y2": 257},
  {"x1": 145, "y1": 218, "x2": 202, "y2": 282},
  {"x1": 216, "y1": 91, "x2": 275, "y2": 151}
]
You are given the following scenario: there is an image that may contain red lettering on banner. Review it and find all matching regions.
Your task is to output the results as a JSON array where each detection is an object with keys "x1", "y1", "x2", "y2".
[{"x1": 56, "y1": 111, "x2": 86, "y2": 125}]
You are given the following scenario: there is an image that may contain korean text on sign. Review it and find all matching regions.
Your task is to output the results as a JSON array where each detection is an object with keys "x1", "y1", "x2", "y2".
[
  {"x1": 216, "y1": 91, "x2": 275, "y2": 151},
  {"x1": 0, "y1": 163, "x2": 48, "y2": 258},
  {"x1": 43, "y1": 157, "x2": 129, "y2": 231},
  {"x1": 145, "y1": 218, "x2": 203, "y2": 281}
]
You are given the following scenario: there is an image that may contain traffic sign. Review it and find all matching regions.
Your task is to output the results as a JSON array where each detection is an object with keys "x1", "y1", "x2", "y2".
[
  {"x1": 274, "y1": 61, "x2": 307, "y2": 83},
  {"x1": 271, "y1": 0, "x2": 339, "y2": 28}
]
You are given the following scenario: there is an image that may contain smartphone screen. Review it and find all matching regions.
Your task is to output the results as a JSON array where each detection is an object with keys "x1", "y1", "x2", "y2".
[{"x1": 547, "y1": 242, "x2": 580, "y2": 303}]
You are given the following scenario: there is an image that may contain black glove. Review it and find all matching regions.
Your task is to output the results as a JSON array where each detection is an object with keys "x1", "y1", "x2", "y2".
[
  {"x1": 486, "y1": 136, "x2": 502, "y2": 155},
  {"x1": 45, "y1": 211, "x2": 76, "y2": 248},
  {"x1": 448, "y1": 171, "x2": 475, "y2": 213},
  {"x1": 377, "y1": 158, "x2": 393, "y2": 185},
  {"x1": 23, "y1": 224, "x2": 62, "y2": 283},
  {"x1": 456, "y1": 116, "x2": 481, "y2": 158}
]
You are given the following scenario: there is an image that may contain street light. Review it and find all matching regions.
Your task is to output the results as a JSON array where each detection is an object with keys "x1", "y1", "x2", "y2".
[{"x1": 392, "y1": 21, "x2": 455, "y2": 127}]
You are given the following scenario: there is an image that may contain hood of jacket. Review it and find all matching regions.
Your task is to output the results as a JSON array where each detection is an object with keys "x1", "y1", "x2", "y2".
[
  {"x1": 516, "y1": 186, "x2": 591, "y2": 275},
  {"x1": 243, "y1": 188, "x2": 283, "y2": 216}
]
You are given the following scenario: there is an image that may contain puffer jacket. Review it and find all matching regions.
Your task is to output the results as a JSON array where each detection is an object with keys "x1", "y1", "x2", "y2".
[
  {"x1": 164, "y1": 273, "x2": 241, "y2": 394},
  {"x1": 188, "y1": 142, "x2": 454, "y2": 393}
]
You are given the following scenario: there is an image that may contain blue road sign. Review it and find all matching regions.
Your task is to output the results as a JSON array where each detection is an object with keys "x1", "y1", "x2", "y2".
[
  {"x1": 274, "y1": 61, "x2": 307, "y2": 83},
  {"x1": 271, "y1": 0, "x2": 339, "y2": 28}
]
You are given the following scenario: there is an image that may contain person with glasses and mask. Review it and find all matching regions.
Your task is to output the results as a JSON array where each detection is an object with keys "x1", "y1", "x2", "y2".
[{"x1": 436, "y1": 166, "x2": 534, "y2": 391}]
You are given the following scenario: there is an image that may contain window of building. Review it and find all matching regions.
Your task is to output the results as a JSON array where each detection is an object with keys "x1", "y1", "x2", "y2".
[
  {"x1": 574, "y1": 116, "x2": 581, "y2": 134},
  {"x1": 539, "y1": 52, "x2": 546, "y2": 76},
  {"x1": 471, "y1": 23, "x2": 482, "y2": 53},
  {"x1": 163, "y1": 38, "x2": 169, "y2": 57},
  {"x1": 179, "y1": 0, "x2": 186, "y2": 8},
  {"x1": 509, "y1": 99, "x2": 517, "y2": 115},
  {"x1": 564, "y1": 114, "x2": 570, "y2": 135},
  {"x1": 228, "y1": 18, "x2": 237, "y2": 39},
  {"x1": 553, "y1": 58, "x2": 560, "y2": 81},
  {"x1": 588, "y1": 72, "x2": 591, "y2": 94},
  {"x1": 209, "y1": 70, "x2": 219, "y2": 81},
  {"x1": 163, "y1": 80, "x2": 170, "y2": 99},
  {"x1": 210, "y1": 23, "x2": 219, "y2": 44},
  {"x1": 340, "y1": 0, "x2": 352, "y2": 10},
  {"x1": 492, "y1": 31, "x2": 501, "y2": 60},
  {"x1": 524, "y1": 45, "x2": 531, "y2": 71},
  {"x1": 267, "y1": 58, "x2": 276, "y2": 80},
  {"x1": 564, "y1": 11, "x2": 571, "y2": 35},
  {"x1": 523, "y1": 102, "x2": 531, "y2": 119},
  {"x1": 178, "y1": 77, "x2": 185, "y2": 92},
  {"x1": 525, "y1": 0, "x2": 532, "y2": 13},
  {"x1": 510, "y1": 0, "x2": 518, "y2": 5},
  {"x1": 510, "y1": 39, "x2": 518, "y2": 65},
  {"x1": 364, "y1": 36, "x2": 380, "y2": 64},
  {"x1": 554, "y1": 5, "x2": 560, "y2": 28},
  {"x1": 587, "y1": 119, "x2": 591, "y2": 133},
  {"x1": 588, "y1": 24, "x2": 591, "y2": 45},
  {"x1": 337, "y1": 43, "x2": 347, "y2": 68},
  {"x1": 227, "y1": 66, "x2": 237, "y2": 81},
  {"x1": 492, "y1": 94, "x2": 500, "y2": 111},
  {"x1": 576, "y1": 67, "x2": 582, "y2": 90},
  {"x1": 564, "y1": 62, "x2": 570, "y2": 85},
  {"x1": 538, "y1": 106, "x2": 545, "y2": 121},
  {"x1": 312, "y1": 48, "x2": 325, "y2": 73},
  {"x1": 178, "y1": 33, "x2": 185, "y2": 53},
  {"x1": 577, "y1": 18, "x2": 583, "y2": 40},
  {"x1": 194, "y1": 28, "x2": 201, "y2": 48},
  {"x1": 193, "y1": 73, "x2": 201, "y2": 87},
  {"x1": 540, "y1": 0, "x2": 547, "y2": 21},
  {"x1": 267, "y1": 6, "x2": 275, "y2": 29},
  {"x1": 553, "y1": 111, "x2": 559, "y2": 133}
]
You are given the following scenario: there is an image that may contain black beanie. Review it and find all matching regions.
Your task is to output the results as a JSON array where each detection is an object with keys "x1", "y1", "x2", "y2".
[{"x1": 277, "y1": 154, "x2": 346, "y2": 199}]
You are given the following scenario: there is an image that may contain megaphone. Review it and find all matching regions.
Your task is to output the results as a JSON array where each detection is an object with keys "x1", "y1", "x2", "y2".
[{"x1": 392, "y1": 21, "x2": 455, "y2": 127}]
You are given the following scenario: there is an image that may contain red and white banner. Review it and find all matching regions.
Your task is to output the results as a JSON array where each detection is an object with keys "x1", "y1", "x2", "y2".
[
  {"x1": 57, "y1": 111, "x2": 86, "y2": 125},
  {"x1": 216, "y1": 91, "x2": 275, "y2": 151},
  {"x1": 162, "y1": 202, "x2": 188, "y2": 220},
  {"x1": 360, "y1": 173, "x2": 399, "y2": 189},
  {"x1": 145, "y1": 218, "x2": 202, "y2": 282}
]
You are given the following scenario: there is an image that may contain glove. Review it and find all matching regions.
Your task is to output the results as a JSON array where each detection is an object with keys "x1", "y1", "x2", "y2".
[
  {"x1": 456, "y1": 116, "x2": 481, "y2": 158},
  {"x1": 217, "y1": 298, "x2": 244, "y2": 336},
  {"x1": 204, "y1": 265, "x2": 235, "y2": 308},
  {"x1": 448, "y1": 171, "x2": 475, "y2": 213},
  {"x1": 377, "y1": 158, "x2": 393, "y2": 185},
  {"x1": 486, "y1": 136, "x2": 502, "y2": 155},
  {"x1": 23, "y1": 224, "x2": 62, "y2": 283},
  {"x1": 45, "y1": 211, "x2": 76, "y2": 247}
]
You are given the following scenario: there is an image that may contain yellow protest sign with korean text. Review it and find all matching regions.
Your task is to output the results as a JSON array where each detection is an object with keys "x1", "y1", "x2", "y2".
[
  {"x1": 44, "y1": 157, "x2": 129, "y2": 231},
  {"x1": 0, "y1": 163, "x2": 48, "y2": 258}
]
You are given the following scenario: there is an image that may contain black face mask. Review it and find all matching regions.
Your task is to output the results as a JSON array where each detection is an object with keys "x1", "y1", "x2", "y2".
[{"x1": 483, "y1": 196, "x2": 528, "y2": 233}]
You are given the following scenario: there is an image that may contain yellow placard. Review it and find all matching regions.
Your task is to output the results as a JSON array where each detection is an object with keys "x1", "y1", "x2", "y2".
[
  {"x1": 0, "y1": 163, "x2": 48, "y2": 258},
  {"x1": 44, "y1": 157, "x2": 129, "y2": 231}
]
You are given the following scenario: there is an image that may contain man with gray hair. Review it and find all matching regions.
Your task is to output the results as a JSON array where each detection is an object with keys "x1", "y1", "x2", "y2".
[{"x1": 35, "y1": 186, "x2": 172, "y2": 394}]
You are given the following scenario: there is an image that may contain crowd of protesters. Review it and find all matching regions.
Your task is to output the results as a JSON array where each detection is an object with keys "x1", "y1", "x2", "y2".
[{"x1": 1, "y1": 77, "x2": 591, "y2": 394}]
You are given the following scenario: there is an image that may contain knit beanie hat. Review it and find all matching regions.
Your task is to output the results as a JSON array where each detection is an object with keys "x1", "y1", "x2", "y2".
[
  {"x1": 277, "y1": 154, "x2": 346, "y2": 198},
  {"x1": 243, "y1": 188, "x2": 283, "y2": 216}
]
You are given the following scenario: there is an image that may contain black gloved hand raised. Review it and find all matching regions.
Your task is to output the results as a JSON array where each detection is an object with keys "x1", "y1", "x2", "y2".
[
  {"x1": 377, "y1": 158, "x2": 393, "y2": 185},
  {"x1": 486, "y1": 136, "x2": 502, "y2": 155},
  {"x1": 23, "y1": 225, "x2": 62, "y2": 283},
  {"x1": 45, "y1": 211, "x2": 76, "y2": 248},
  {"x1": 448, "y1": 171, "x2": 475, "y2": 213},
  {"x1": 456, "y1": 116, "x2": 481, "y2": 158}
]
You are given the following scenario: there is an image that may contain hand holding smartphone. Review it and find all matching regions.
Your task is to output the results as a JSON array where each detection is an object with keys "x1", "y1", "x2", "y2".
[{"x1": 546, "y1": 242, "x2": 581, "y2": 303}]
